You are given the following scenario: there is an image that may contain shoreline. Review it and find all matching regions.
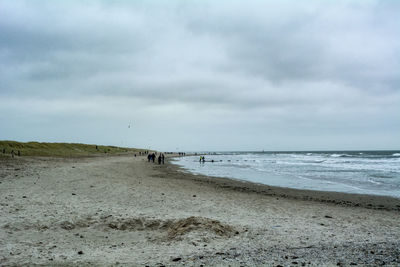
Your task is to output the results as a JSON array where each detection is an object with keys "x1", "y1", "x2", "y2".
[
  {"x1": 1, "y1": 155, "x2": 399, "y2": 266},
  {"x1": 169, "y1": 157, "x2": 400, "y2": 211}
]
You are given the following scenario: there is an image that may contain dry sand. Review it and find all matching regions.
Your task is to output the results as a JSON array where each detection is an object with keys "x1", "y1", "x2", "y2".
[{"x1": 1, "y1": 155, "x2": 399, "y2": 266}]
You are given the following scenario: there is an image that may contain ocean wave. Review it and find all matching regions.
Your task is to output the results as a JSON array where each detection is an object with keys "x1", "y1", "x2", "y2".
[
  {"x1": 368, "y1": 179, "x2": 382, "y2": 185},
  {"x1": 329, "y1": 153, "x2": 354, "y2": 158},
  {"x1": 393, "y1": 153, "x2": 400, "y2": 157},
  {"x1": 330, "y1": 154, "x2": 345, "y2": 157}
]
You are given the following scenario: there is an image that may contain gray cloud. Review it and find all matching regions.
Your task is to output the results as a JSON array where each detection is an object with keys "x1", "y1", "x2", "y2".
[{"x1": 0, "y1": 0, "x2": 399, "y2": 150}]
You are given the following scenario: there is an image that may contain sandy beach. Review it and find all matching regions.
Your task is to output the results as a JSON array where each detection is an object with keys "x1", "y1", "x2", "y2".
[{"x1": 1, "y1": 154, "x2": 399, "y2": 266}]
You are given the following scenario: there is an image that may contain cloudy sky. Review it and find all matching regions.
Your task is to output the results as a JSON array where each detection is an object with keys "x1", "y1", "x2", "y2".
[{"x1": 1, "y1": 0, "x2": 399, "y2": 151}]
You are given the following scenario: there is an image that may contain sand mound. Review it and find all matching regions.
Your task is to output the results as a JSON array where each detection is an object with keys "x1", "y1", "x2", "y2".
[
  {"x1": 108, "y1": 218, "x2": 164, "y2": 231},
  {"x1": 74, "y1": 215, "x2": 236, "y2": 241},
  {"x1": 105, "y1": 216, "x2": 235, "y2": 240},
  {"x1": 167, "y1": 216, "x2": 234, "y2": 239}
]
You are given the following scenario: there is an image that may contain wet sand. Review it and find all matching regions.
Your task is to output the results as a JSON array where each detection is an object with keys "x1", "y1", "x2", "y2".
[{"x1": 1, "y1": 155, "x2": 399, "y2": 266}]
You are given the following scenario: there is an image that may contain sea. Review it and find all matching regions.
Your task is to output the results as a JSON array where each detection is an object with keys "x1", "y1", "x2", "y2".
[{"x1": 173, "y1": 151, "x2": 400, "y2": 198}]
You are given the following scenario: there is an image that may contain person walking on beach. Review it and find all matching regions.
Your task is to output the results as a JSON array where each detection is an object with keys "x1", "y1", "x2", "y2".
[
  {"x1": 158, "y1": 154, "x2": 162, "y2": 164},
  {"x1": 161, "y1": 153, "x2": 165, "y2": 164}
]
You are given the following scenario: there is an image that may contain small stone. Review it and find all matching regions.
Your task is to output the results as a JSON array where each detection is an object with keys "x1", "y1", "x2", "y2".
[
  {"x1": 78, "y1": 251, "x2": 83, "y2": 255},
  {"x1": 325, "y1": 215, "x2": 333, "y2": 218},
  {"x1": 193, "y1": 195, "x2": 196, "y2": 197},
  {"x1": 172, "y1": 257, "x2": 182, "y2": 262},
  {"x1": 72, "y1": 193, "x2": 76, "y2": 195}
]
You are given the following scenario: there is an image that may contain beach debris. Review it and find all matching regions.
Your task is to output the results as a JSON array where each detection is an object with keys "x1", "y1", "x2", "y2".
[
  {"x1": 60, "y1": 220, "x2": 91, "y2": 230},
  {"x1": 60, "y1": 221, "x2": 75, "y2": 230},
  {"x1": 325, "y1": 215, "x2": 333, "y2": 219},
  {"x1": 77, "y1": 251, "x2": 84, "y2": 255},
  {"x1": 172, "y1": 257, "x2": 182, "y2": 262}
]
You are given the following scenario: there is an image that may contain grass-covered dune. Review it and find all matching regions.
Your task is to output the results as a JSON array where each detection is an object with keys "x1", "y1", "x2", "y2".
[{"x1": 0, "y1": 140, "x2": 144, "y2": 157}]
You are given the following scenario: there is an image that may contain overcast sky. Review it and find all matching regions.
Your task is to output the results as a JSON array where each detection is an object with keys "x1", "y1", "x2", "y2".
[{"x1": 1, "y1": 0, "x2": 399, "y2": 151}]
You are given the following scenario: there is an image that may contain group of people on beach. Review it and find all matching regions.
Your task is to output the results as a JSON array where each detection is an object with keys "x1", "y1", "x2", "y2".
[
  {"x1": 199, "y1": 156, "x2": 214, "y2": 163},
  {"x1": 147, "y1": 152, "x2": 165, "y2": 164},
  {"x1": 2, "y1": 149, "x2": 21, "y2": 158}
]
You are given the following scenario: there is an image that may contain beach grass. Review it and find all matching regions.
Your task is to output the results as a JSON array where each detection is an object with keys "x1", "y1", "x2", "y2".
[{"x1": 0, "y1": 140, "x2": 143, "y2": 157}]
